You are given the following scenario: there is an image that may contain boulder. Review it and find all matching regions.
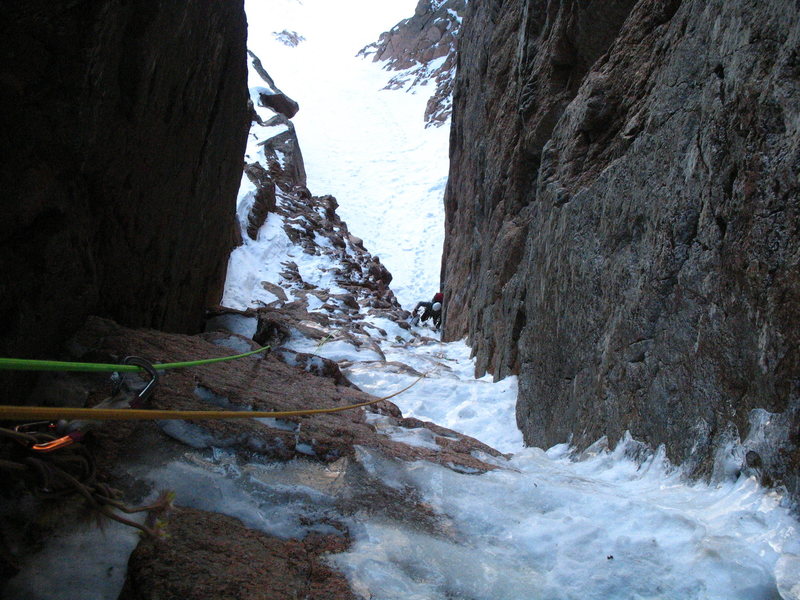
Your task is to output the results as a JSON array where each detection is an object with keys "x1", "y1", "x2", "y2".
[{"x1": 247, "y1": 50, "x2": 300, "y2": 119}]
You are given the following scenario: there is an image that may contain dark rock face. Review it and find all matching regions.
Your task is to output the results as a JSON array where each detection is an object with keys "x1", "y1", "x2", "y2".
[
  {"x1": 443, "y1": 0, "x2": 800, "y2": 493},
  {"x1": 442, "y1": 0, "x2": 637, "y2": 373},
  {"x1": 0, "y1": 0, "x2": 250, "y2": 401},
  {"x1": 359, "y1": 0, "x2": 465, "y2": 126}
]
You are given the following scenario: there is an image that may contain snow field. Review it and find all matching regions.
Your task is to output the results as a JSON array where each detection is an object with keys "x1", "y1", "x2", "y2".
[
  {"x1": 344, "y1": 342, "x2": 523, "y2": 454},
  {"x1": 245, "y1": 0, "x2": 447, "y2": 310}
]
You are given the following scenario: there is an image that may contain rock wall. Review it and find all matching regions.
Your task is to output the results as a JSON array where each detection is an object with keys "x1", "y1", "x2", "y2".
[
  {"x1": 442, "y1": 0, "x2": 800, "y2": 492},
  {"x1": 240, "y1": 49, "x2": 306, "y2": 241},
  {"x1": 0, "y1": 0, "x2": 249, "y2": 400},
  {"x1": 359, "y1": 0, "x2": 465, "y2": 126}
]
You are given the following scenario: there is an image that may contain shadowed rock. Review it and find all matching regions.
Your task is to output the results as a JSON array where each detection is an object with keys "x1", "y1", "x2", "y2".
[
  {"x1": 119, "y1": 507, "x2": 355, "y2": 600},
  {"x1": 0, "y1": 0, "x2": 250, "y2": 405},
  {"x1": 442, "y1": 0, "x2": 800, "y2": 497}
]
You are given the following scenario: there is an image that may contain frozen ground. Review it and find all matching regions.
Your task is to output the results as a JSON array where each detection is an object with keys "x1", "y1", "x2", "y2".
[{"x1": 295, "y1": 328, "x2": 800, "y2": 599}]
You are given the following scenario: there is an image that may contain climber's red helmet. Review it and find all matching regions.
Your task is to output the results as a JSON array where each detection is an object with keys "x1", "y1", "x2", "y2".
[{"x1": 433, "y1": 292, "x2": 443, "y2": 303}]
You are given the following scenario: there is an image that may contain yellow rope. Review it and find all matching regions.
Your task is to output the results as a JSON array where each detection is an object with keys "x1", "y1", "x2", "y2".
[{"x1": 0, "y1": 375, "x2": 423, "y2": 422}]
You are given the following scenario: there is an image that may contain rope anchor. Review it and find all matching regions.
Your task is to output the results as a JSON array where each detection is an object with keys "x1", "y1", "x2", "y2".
[{"x1": 25, "y1": 356, "x2": 159, "y2": 453}]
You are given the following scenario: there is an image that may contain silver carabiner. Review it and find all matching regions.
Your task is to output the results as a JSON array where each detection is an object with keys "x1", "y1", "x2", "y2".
[{"x1": 121, "y1": 356, "x2": 159, "y2": 408}]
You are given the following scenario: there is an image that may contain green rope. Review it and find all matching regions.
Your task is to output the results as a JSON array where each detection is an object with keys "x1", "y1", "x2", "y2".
[{"x1": 0, "y1": 346, "x2": 270, "y2": 373}]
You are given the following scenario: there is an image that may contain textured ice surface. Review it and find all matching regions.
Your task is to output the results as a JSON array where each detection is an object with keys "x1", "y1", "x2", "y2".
[
  {"x1": 332, "y1": 443, "x2": 800, "y2": 600},
  {"x1": 4, "y1": 518, "x2": 142, "y2": 600}
]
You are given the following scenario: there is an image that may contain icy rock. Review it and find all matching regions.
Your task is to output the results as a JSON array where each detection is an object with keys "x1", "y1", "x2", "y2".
[
  {"x1": 242, "y1": 162, "x2": 277, "y2": 239},
  {"x1": 273, "y1": 29, "x2": 305, "y2": 47},
  {"x1": 247, "y1": 50, "x2": 300, "y2": 119},
  {"x1": 273, "y1": 348, "x2": 358, "y2": 388},
  {"x1": 69, "y1": 317, "x2": 503, "y2": 473},
  {"x1": 118, "y1": 507, "x2": 353, "y2": 600},
  {"x1": 205, "y1": 308, "x2": 260, "y2": 339},
  {"x1": 254, "y1": 311, "x2": 292, "y2": 347}
]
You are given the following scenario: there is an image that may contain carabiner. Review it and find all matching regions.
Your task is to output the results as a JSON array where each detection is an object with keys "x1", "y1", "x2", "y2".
[
  {"x1": 32, "y1": 430, "x2": 85, "y2": 453},
  {"x1": 121, "y1": 356, "x2": 159, "y2": 408},
  {"x1": 14, "y1": 421, "x2": 57, "y2": 434}
]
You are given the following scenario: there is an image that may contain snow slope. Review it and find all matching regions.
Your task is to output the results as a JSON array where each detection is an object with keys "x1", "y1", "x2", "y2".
[{"x1": 245, "y1": 0, "x2": 447, "y2": 310}]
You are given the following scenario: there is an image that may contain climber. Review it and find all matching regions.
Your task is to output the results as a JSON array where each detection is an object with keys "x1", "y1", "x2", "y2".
[{"x1": 410, "y1": 292, "x2": 443, "y2": 330}]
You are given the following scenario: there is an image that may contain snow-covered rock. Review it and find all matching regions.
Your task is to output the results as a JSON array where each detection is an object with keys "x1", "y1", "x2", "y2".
[{"x1": 359, "y1": 0, "x2": 465, "y2": 126}]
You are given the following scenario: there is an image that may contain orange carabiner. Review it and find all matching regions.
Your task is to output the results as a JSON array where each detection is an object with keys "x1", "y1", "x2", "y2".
[{"x1": 31, "y1": 431, "x2": 82, "y2": 453}]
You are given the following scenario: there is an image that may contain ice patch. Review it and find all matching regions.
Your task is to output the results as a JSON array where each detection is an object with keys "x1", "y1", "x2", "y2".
[
  {"x1": 285, "y1": 331, "x2": 383, "y2": 363},
  {"x1": 364, "y1": 315, "x2": 415, "y2": 342},
  {"x1": 206, "y1": 310, "x2": 257, "y2": 336},
  {"x1": 776, "y1": 554, "x2": 800, "y2": 600},
  {"x1": 158, "y1": 420, "x2": 237, "y2": 449},
  {"x1": 4, "y1": 519, "x2": 143, "y2": 600},
  {"x1": 365, "y1": 413, "x2": 440, "y2": 450},
  {"x1": 209, "y1": 334, "x2": 259, "y2": 355},
  {"x1": 223, "y1": 212, "x2": 292, "y2": 310},
  {"x1": 314, "y1": 231, "x2": 334, "y2": 249},
  {"x1": 336, "y1": 442, "x2": 800, "y2": 600},
  {"x1": 256, "y1": 417, "x2": 300, "y2": 432},
  {"x1": 194, "y1": 385, "x2": 244, "y2": 410},
  {"x1": 295, "y1": 442, "x2": 316, "y2": 456},
  {"x1": 426, "y1": 56, "x2": 447, "y2": 71},
  {"x1": 139, "y1": 452, "x2": 340, "y2": 539}
]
